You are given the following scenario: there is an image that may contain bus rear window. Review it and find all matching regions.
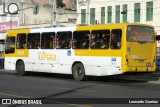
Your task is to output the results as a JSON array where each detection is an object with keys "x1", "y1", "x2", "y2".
[{"x1": 127, "y1": 26, "x2": 154, "y2": 42}]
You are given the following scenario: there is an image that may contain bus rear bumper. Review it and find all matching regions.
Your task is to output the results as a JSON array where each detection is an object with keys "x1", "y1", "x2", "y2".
[{"x1": 123, "y1": 66, "x2": 156, "y2": 72}]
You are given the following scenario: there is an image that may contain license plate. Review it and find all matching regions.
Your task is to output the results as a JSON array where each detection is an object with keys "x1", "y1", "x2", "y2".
[
  {"x1": 138, "y1": 60, "x2": 144, "y2": 63},
  {"x1": 146, "y1": 62, "x2": 151, "y2": 67}
]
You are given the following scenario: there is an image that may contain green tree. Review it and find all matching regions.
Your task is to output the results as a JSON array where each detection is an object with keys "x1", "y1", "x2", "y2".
[{"x1": 57, "y1": 0, "x2": 65, "y2": 8}]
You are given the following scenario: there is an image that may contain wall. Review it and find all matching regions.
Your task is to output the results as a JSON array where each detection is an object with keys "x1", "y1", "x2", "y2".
[{"x1": 77, "y1": 0, "x2": 160, "y2": 35}]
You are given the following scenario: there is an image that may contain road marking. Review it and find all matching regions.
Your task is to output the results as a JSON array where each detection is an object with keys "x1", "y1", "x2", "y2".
[
  {"x1": 0, "y1": 92, "x2": 30, "y2": 98},
  {"x1": 56, "y1": 87, "x2": 96, "y2": 93},
  {"x1": 0, "y1": 92, "x2": 92, "y2": 107},
  {"x1": 148, "y1": 81, "x2": 160, "y2": 84},
  {"x1": 42, "y1": 99, "x2": 92, "y2": 107}
]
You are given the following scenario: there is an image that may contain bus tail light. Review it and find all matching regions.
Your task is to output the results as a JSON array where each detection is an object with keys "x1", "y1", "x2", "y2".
[
  {"x1": 153, "y1": 56, "x2": 156, "y2": 62},
  {"x1": 125, "y1": 55, "x2": 129, "y2": 65},
  {"x1": 151, "y1": 56, "x2": 156, "y2": 66},
  {"x1": 125, "y1": 55, "x2": 129, "y2": 62}
]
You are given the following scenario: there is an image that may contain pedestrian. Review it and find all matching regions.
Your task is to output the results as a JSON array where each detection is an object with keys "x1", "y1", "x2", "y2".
[{"x1": 0, "y1": 50, "x2": 4, "y2": 68}]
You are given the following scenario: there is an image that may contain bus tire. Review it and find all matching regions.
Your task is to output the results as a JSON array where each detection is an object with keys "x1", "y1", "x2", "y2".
[
  {"x1": 72, "y1": 63, "x2": 86, "y2": 81},
  {"x1": 16, "y1": 61, "x2": 26, "y2": 76}
]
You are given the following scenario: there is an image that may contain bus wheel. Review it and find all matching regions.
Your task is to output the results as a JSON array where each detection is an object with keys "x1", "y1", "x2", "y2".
[
  {"x1": 16, "y1": 61, "x2": 26, "y2": 76},
  {"x1": 72, "y1": 63, "x2": 86, "y2": 81}
]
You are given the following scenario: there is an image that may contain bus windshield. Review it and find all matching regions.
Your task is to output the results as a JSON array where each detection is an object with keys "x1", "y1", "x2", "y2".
[{"x1": 127, "y1": 25, "x2": 154, "y2": 42}]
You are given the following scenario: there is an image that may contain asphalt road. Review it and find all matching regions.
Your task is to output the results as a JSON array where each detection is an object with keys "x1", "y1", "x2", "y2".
[{"x1": 0, "y1": 69, "x2": 160, "y2": 107}]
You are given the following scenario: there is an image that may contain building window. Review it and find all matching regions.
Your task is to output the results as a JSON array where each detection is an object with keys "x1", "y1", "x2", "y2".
[
  {"x1": 101, "y1": 7, "x2": 105, "y2": 24},
  {"x1": 90, "y1": 8, "x2": 95, "y2": 25},
  {"x1": 146, "y1": 1, "x2": 153, "y2": 21},
  {"x1": 107, "y1": 6, "x2": 112, "y2": 23},
  {"x1": 81, "y1": 9, "x2": 86, "y2": 24},
  {"x1": 134, "y1": 3, "x2": 140, "y2": 22},
  {"x1": 115, "y1": 5, "x2": 120, "y2": 23},
  {"x1": 122, "y1": 4, "x2": 127, "y2": 23}
]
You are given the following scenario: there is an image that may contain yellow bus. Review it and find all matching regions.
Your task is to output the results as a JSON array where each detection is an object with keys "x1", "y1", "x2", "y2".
[{"x1": 4, "y1": 23, "x2": 157, "y2": 81}]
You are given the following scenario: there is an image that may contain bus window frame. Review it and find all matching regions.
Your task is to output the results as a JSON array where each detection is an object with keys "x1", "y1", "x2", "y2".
[
  {"x1": 41, "y1": 32, "x2": 55, "y2": 49},
  {"x1": 90, "y1": 29, "x2": 110, "y2": 49},
  {"x1": 126, "y1": 25, "x2": 155, "y2": 43},
  {"x1": 27, "y1": 33, "x2": 40, "y2": 49},
  {"x1": 16, "y1": 33, "x2": 27, "y2": 49},
  {"x1": 73, "y1": 30, "x2": 90, "y2": 49},
  {"x1": 110, "y1": 29, "x2": 122, "y2": 49},
  {"x1": 56, "y1": 31, "x2": 72, "y2": 49}
]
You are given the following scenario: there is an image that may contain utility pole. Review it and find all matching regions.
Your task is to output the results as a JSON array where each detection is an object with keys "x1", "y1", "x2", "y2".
[
  {"x1": 20, "y1": 0, "x2": 25, "y2": 26},
  {"x1": 53, "y1": 0, "x2": 56, "y2": 22},
  {"x1": 10, "y1": 14, "x2": 12, "y2": 29},
  {"x1": 86, "y1": 0, "x2": 90, "y2": 24},
  {"x1": 51, "y1": 0, "x2": 57, "y2": 27},
  {"x1": 21, "y1": 2, "x2": 24, "y2": 25}
]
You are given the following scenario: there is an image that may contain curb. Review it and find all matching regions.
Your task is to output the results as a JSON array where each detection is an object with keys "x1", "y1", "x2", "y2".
[{"x1": 148, "y1": 80, "x2": 160, "y2": 84}]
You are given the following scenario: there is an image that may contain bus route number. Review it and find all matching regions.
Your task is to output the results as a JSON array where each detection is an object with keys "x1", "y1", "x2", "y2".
[{"x1": 17, "y1": 51, "x2": 24, "y2": 55}]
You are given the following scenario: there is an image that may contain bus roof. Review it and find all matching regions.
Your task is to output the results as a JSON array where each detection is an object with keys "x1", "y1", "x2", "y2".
[
  {"x1": 76, "y1": 23, "x2": 154, "y2": 27},
  {"x1": 75, "y1": 23, "x2": 154, "y2": 31},
  {"x1": 6, "y1": 23, "x2": 154, "y2": 34}
]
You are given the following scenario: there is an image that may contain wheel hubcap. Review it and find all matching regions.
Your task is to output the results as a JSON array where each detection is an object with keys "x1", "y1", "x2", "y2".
[
  {"x1": 76, "y1": 67, "x2": 82, "y2": 76},
  {"x1": 18, "y1": 65, "x2": 23, "y2": 72}
]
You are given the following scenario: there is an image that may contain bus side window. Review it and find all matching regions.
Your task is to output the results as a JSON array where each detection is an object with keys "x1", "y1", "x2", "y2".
[
  {"x1": 73, "y1": 31, "x2": 90, "y2": 49},
  {"x1": 110, "y1": 29, "x2": 122, "y2": 49},
  {"x1": 56, "y1": 31, "x2": 72, "y2": 49},
  {"x1": 17, "y1": 33, "x2": 26, "y2": 49},
  {"x1": 91, "y1": 30, "x2": 110, "y2": 49},
  {"x1": 41, "y1": 32, "x2": 55, "y2": 49},
  {"x1": 27, "y1": 33, "x2": 40, "y2": 49}
]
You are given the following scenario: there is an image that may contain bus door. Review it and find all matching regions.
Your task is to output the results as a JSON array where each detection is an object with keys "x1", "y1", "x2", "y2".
[{"x1": 126, "y1": 26, "x2": 155, "y2": 67}]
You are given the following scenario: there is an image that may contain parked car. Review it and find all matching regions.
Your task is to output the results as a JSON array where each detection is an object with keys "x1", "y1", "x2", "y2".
[{"x1": 156, "y1": 57, "x2": 160, "y2": 70}]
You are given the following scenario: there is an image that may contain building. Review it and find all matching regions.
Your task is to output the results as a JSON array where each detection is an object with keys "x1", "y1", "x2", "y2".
[
  {"x1": 0, "y1": 0, "x2": 19, "y2": 45},
  {"x1": 0, "y1": 0, "x2": 77, "y2": 28},
  {"x1": 0, "y1": 0, "x2": 78, "y2": 47},
  {"x1": 77, "y1": 0, "x2": 160, "y2": 55},
  {"x1": 77, "y1": 0, "x2": 160, "y2": 33}
]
